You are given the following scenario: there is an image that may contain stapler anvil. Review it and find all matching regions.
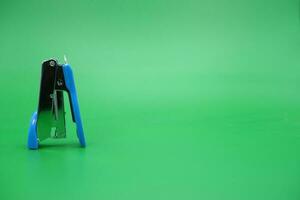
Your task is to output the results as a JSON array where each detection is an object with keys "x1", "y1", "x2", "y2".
[{"x1": 27, "y1": 58, "x2": 86, "y2": 149}]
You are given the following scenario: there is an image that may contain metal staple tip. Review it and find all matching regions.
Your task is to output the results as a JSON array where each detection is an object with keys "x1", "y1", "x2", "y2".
[{"x1": 64, "y1": 55, "x2": 68, "y2": 64}]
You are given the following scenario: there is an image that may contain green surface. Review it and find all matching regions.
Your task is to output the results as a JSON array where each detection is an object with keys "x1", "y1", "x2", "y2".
[{"x1": 0, "y1": 0, "x2": 300, "y2": 199}]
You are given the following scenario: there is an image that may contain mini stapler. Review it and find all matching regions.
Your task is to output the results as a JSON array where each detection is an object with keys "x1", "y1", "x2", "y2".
[{"x1": 27, "y1": 58, "x2": 86, "y2": 149}]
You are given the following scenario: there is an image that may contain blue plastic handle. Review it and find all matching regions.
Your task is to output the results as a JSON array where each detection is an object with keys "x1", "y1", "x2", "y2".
[
  {"x1": 27, "y1": 112, "x2": 38, "y2": 149},
  {"x1": 63, "y1": 64, "x2": 86, "y2": 147}
]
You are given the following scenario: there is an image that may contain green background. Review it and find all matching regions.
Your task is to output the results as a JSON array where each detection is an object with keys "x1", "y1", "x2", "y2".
[{"x1": 0, "y1": 0, "x2": 300, "y2": 199}]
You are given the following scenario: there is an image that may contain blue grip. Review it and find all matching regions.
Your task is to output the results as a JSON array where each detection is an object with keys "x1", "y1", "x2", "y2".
[
  {"x1": 28, "y1": 112, "x2": 38, "y2": 149},
  {"x1": 63, "y1": 64, "x2": 86, "y2": 147}
]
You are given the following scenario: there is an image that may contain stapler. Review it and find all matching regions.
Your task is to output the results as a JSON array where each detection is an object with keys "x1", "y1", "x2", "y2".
[{"x1": 27, "y1": 58, "x2": 86, "y2": 149}]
